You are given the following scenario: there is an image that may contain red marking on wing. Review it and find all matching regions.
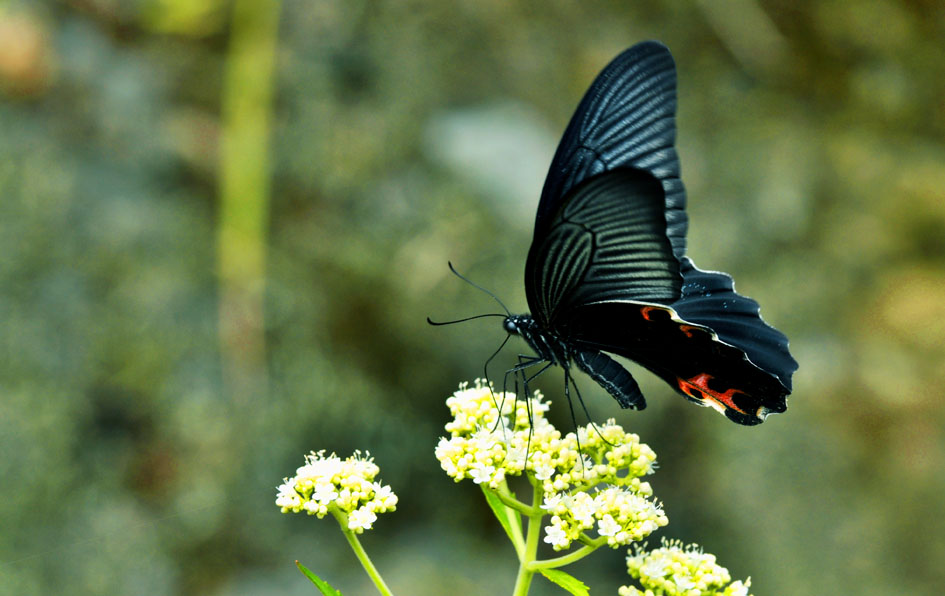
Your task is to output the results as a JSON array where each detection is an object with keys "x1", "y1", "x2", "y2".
[
  {"x1": 677, "y1": 373, "x2": 748, "y2": 415},
  {"x1": 679, "y1": 324, "x2": 699, "y2": 338},
  {"x1": 640, "y1": 306, "x2": 661, "y2": 321}
]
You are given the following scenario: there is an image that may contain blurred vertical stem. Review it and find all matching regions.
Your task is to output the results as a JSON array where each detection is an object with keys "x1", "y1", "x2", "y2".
[{"x1": 218, "y1": 0, "x2": 280, "y2": 404}]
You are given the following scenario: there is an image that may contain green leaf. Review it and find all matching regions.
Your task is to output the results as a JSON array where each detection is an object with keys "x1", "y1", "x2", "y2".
[
  {"x1": 481, "y1": 486, "x2": 521, "y2": 545},
  {"x1": 538, "y1": 568, "x2": 589, "y2": 596},
  {"x1": 295, "y1": 561, "x2": 344, "y2": 596}
]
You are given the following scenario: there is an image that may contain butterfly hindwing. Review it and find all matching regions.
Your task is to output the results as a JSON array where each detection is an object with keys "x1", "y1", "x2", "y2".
[
  {"x1": 564, "y1": 301, "x2": 789, "y2": 425},
  {"x1": 672, "y1": 257, "x2": 797, "y2": 391}
]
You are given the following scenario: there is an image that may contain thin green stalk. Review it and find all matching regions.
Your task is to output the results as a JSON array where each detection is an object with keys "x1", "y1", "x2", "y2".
[
  {"x1": 569, "y1": 478, "x2": 604, "y2": 493},
  {"x1": 332, "y1": 510, "x2": 395, "y2": 596},
  {"x1": 495, "y1": 481, "x2": 540, "y2": 515},
  {"x1": 495, "y1": 481, "x2": 526, "y2": 555},
  {"x1": 530, "y1": 542, "x2": 601, "y2": 570},
  {"x1": 512, "y1": 481, "x2": 545, "y2": 596}
]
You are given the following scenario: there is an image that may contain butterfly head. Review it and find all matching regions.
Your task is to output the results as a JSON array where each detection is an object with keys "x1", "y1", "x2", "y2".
[{"x1": 503, "y1": 314, "x2": 534, "y2": 337}]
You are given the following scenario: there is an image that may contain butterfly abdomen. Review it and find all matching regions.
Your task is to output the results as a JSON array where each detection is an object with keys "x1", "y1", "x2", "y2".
[{"x1": 573, "y1": 350, "x2": 645, "y2": 410}]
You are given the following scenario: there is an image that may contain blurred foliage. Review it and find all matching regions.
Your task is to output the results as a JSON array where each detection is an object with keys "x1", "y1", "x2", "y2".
[{"x1": 1, "y1": 0, "x2": 944, "y2": 595}]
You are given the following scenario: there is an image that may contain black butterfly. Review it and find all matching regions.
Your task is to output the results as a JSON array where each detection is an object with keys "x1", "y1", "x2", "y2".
[
  {"x1": 481, "y1": 40, "x2": 797, "y2": 427},
  {"x1": 431, "y1": 42, "x2": 796, "y2": 424}
]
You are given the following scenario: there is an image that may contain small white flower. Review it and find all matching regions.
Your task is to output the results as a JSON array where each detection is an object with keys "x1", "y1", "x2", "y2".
[
  {"x1": 597, "y1": 514, "x2": 620, "y2": 537},
  {"x1": 533, "y1": 462, "x2": 555, "y2": 480},
  {"x1": 372, "y1": 483, "x2": 396, "y2": 506},
  {"x1": 469, "y1": 463, "x2": 496, "y2": 485},
  {"x1": 303, "y1": 453, "x2": 343, "y2": 480},
  {"x1": 312, "y1": 482, "x2": 339, "y2": 505},
  {"x1": 275, "y1": 482, "x2": 302, "y2": 510},
  {"x1": 674, "y1": 574, "x2": 696, "y2": 591},
  {"x1": 570, "y1": 495, "x2": 596, "y2": 527},
  {"x1": 543, "y1": 523, "x2": 569, "y2": 549},
  {"x1": 440, "y1": 458, "x2": 458, "y2": 477},
  {"x1": 725, "y1": 579, "x2": 751, "y2": 596},
  {"x1": 348, "y1": 507, "x2": 377, "y2": 531},
  {"x1": 640, "y1": 556, "x2": 668, "y2": 579},
  {"x1": 541, "y1": 493, "x2": 563, "y2": 511},
  {"x1": 302, "y1": 500, "x2": 323, "y2": 514},
  {"x1": 471, "y1": 427, "x2": 496, "y2": 447},
  {"x1": 639, "y1": 519, "x2": 660, "y2": 535},
  {"x1": 506, "y1": 445, "x2": 527, "y2": 466}
]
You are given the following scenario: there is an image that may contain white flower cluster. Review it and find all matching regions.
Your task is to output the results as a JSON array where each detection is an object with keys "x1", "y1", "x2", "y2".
[
  {"x1": 276, "y1": 450, "x2": 398, "y2": 533},
  {"x1": 435, "y1": 380, "x2": 667, "y2": 550},
  {"x1": 435, "y1": 380, "x2": 557, "y2": 489},
  {"x1": 542, "y1": 486, "x2": 667, "y2": 550},
  {"x1": 619, "y1": 539, "x2": 752, "y2": 596}
]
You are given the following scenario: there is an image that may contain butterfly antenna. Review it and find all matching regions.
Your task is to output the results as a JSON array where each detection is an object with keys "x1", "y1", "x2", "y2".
[
  {"x1": 427, "y1": 313, "x2": 506, "y2": 326},
  {"x1": 447, "y1": 262, "x2": 512, "y2": 316}
]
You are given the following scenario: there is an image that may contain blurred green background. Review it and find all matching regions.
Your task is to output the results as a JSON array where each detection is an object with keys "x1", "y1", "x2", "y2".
[{"x1": 2, "y1": 0, "x2": 944, "y2": 594}]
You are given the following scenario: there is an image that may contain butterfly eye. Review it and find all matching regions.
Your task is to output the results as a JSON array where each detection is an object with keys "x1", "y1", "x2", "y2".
[{"x1": 503, "y1": 318, "x2": 518, "y2": 334}]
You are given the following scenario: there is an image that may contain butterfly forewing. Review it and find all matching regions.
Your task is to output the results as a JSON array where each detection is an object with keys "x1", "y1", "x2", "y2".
[
  {"x1": 534, "y1": 41, "x2": 688, "y2": 261},
  {"x1": 525, "y1": 168, "x2": 682, "y2": 327}
]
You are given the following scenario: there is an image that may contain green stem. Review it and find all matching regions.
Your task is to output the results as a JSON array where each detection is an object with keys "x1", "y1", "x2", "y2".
[
  {"x1": 569, "y1": 481, "x2": 600, "y2": 493},
  {"x1": 494, "y1": 482, "x2": 526, "y2": 556},
  {"x1": 512, "y1": 481, "x2": 545, "y2": 596},
  {"x1": 495, "y1": 482, "x2": 540, "y2": 516},
  {"x1": 332, "y1": 510, "x2": 395, "y2": 596},
  {"x1": 530, "y1": 542, "x2": 602, "y2": 570}
]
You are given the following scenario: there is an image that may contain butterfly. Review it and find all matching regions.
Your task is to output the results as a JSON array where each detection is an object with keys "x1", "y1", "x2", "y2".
[{"x1": 492, "y1": 41, "x2": 797, "y2": 425}]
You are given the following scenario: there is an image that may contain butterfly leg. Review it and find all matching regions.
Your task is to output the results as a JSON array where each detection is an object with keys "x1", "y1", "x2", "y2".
[
  {"x1": 512, "y1": 354, "x2": 553, "y2": 463},
  {"x1": 561, "y1": 368, "x2": 603, "y2": 471},
  {"x1": 568, "y1": 373, "x2": 616, "y2": 447},
  {"x1": 502, "y1": 355, "x2": 544, "y2": 403},
  {"x1": 522, "y1": 360, "x2": 553, "y2": 386},
  {"x1": 498, "y1": 354, "x2": 547, "y2": 434},
  {"x1": 522, "y1": 360, "x2": 553, "y2": 427},
  {"x1": 482, "y1": 334, "x2": 512, "y2": 409},
  {"x1": 488, "y1": 353, "x2": 541, "y2": 433},
  {"x1": 562, "y1": 366, "x2": 584, "y2": 467},
  {"x1": 498, "y1": 355, "x2": 546, "y2": 438}
]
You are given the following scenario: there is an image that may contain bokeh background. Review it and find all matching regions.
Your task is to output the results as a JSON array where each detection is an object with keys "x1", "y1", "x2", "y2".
[{"x1": 2, "y1": 0, "x2": 944, "y2": 594}]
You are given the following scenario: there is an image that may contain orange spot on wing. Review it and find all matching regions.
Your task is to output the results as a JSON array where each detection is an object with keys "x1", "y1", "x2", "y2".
[
  {"x1": 677, "y1": 373, "x2": 748, "y2": 414},
  {"x1": 640, "y1": 306, "x2": 661, "y2": 321},
  {"x1": 679, "y1": 325, "x2": 699, "y2": 338}
]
